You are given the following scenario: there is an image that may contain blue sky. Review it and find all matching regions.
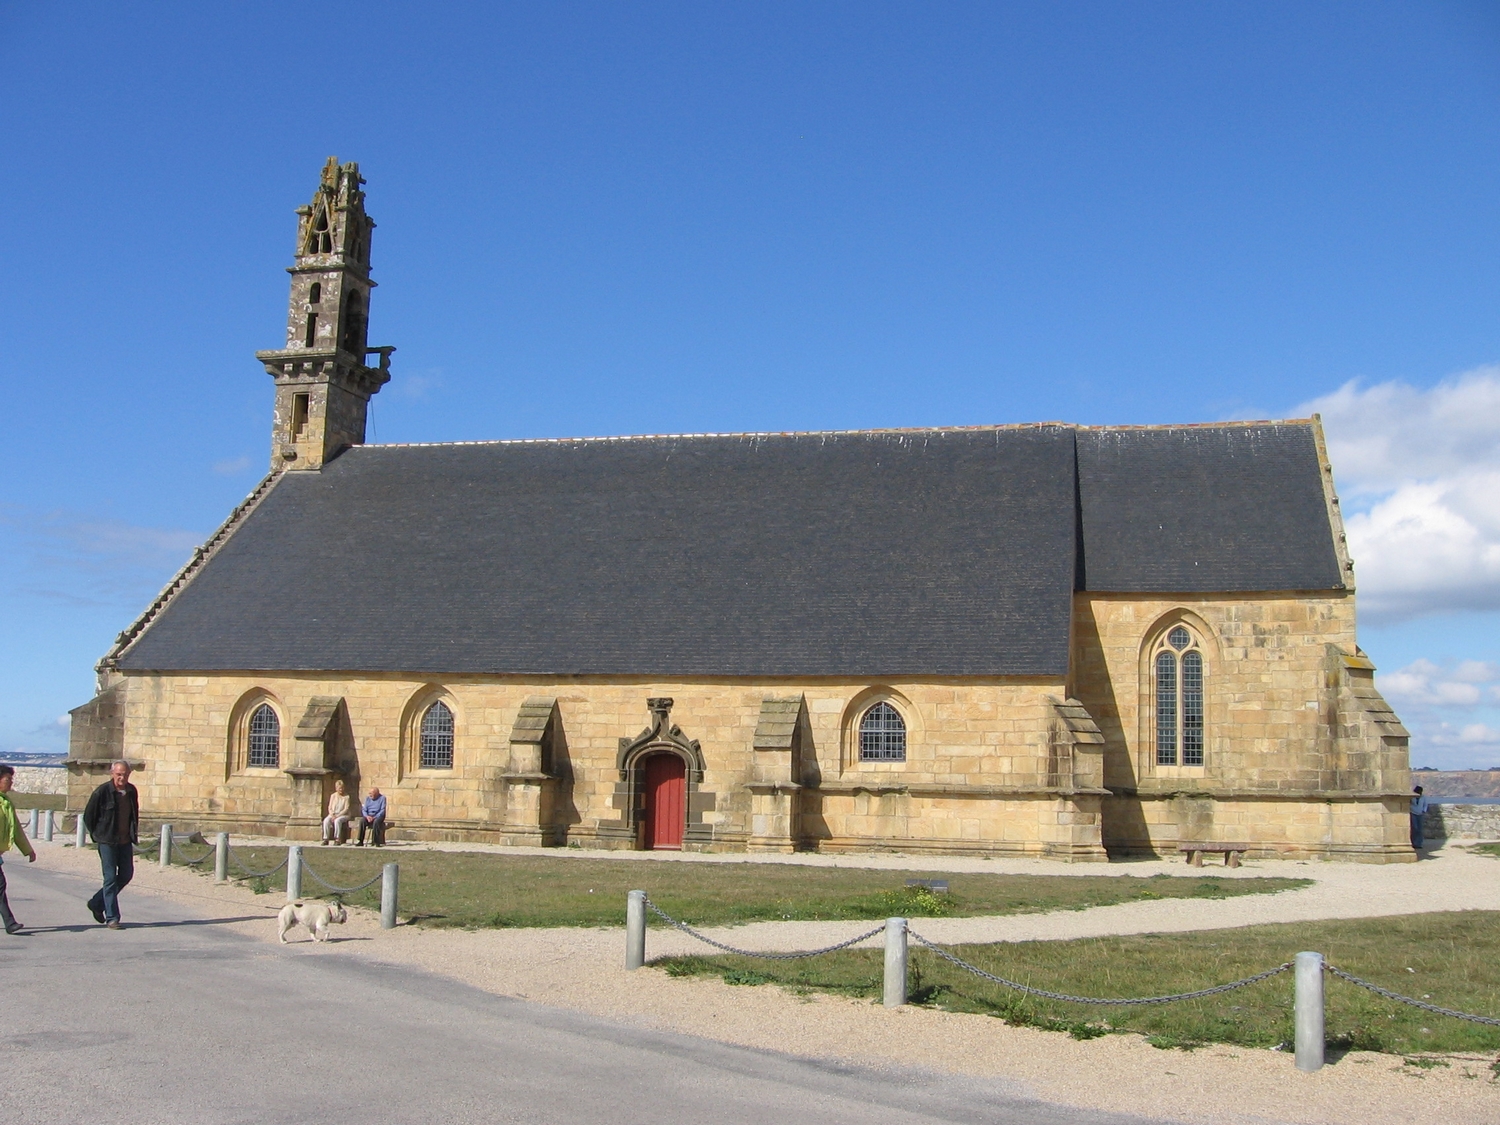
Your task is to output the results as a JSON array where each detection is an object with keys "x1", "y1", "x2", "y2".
[{"x1": 3, "y1": 2, "x2": 1499, "y2": 766}]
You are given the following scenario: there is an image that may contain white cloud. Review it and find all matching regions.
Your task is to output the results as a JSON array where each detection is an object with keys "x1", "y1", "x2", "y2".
[
  {"x1": 1378, "y1": 658, "x2": 1500, "y2": 768},
  {"x1": 213, "y1": 455, "x2": 252, "y2": 476},
  {"x1": 1299, "y1": 367, "x2": 1500, "y2": 623},
  {"x1": 1381, "y1": 659, "x2": 1499, "y2": 708}
]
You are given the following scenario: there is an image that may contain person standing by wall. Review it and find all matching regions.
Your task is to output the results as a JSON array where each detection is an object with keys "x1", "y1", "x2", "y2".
[
  {"x1": 0, "y1": 765, "x2": 37, "y2": 935},
  {"x1": 83, "y1": 761, "x2": 139, "y2": 929},
  {"x1": 1410, "y1": 785, "x2": 1430, "y2": 851}
]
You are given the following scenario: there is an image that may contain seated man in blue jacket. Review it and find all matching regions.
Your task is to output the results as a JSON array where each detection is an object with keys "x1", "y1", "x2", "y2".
[{"x1": 356, "y1": 787, "x2": 386, "y2": 847}]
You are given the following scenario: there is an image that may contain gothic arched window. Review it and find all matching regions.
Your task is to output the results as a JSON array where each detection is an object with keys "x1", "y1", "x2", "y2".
[
  {"x1": 1155, "y1": 625, "x2": 1205, "y2": 766},
  {"x1": 419, "y1": 701, "x2": 455, "y2": 769},
  {"x1": 307, "y1": 206, "x2": 333, "y2": 254},
  {"x1": 247, "y1": 704, "x2": 280, "y2": 768},
  {"x1": 858, "y1": 701, "x2": 907, "y2": 762}
]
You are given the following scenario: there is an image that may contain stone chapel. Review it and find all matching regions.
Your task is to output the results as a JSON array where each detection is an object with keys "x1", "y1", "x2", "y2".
[{"x1": 65, "y1": 158, "x2": 1414, "y2": 862}]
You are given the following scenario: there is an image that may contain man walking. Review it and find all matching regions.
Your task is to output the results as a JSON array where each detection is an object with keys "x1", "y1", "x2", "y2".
[
  {"x1": 83, "y1": 761, "x2": 139, "y2": 929},
  {"x1": 0, "y1": 765, "x2": 37, "y2": 935}
]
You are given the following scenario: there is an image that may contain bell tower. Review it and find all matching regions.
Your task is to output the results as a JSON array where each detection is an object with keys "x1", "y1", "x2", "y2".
[{"x1": 256, "y1": 157, "x2": 395, "y2": 471}]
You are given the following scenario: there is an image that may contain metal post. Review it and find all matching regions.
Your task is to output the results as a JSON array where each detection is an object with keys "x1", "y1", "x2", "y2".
[
  {"x1": 27, "y1": 808, "x2": 39, "y2": 836},
  {"x1": 159, "y1": 823, "x2": 173, "y2": 868},
  {"x1": 214, "y1": 833, "x2": 229, "y2": 883},
  {"x1": 76, "y1": 812, "x2": 87, "y2": 848},
  {"x1": 625, "y1": 890, "x2": 647, "y2": 970},
  {"x1": 42, "y1": 810, "x2": 55, "y2": 842},
  {"x1": 883, "y1": 917, "x2": 908, "y2": 1008},
  {"x1": 1294, "y1": 951, "x2": 1325, "y2": 1072},
  {"x1": 380, "y1": 863, "x2": 399, "y2": 929},
  {"x1": 286, "y1": 845, "x2": 303, "y2": 902}
]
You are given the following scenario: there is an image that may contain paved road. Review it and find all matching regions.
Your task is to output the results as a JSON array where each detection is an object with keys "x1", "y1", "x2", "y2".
[{"x1": 0, "y1": 863, "x2": 1173, "y2": 1125}]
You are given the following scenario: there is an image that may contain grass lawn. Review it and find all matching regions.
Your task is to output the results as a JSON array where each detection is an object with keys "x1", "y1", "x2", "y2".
[
  {"x1": 657, "y1": 912, "x2": 1500, "y2": 1056},
  {"x1": 173, "y1": 844, "x2": 1307, "y2": 929},
  {"x1": 8, "y1": 793, "x2": 66, "y2": 811}
]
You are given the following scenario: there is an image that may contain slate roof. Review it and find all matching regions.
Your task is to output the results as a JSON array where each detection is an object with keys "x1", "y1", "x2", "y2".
[
  {"x1": 1076, "y1": 423, "x2": 1344, "y2": 592},
  {"x1": 114, "y1": 421, "x2": 1345, "y2": 678}
]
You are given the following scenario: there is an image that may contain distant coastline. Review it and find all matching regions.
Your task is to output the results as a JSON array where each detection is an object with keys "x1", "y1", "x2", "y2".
[
  {"x1": 0, "y1": 752, "x2": 66, "y2": 769},
  {"x1": 1411, "y1": 768, "x2": 1500, "y2": 801}
]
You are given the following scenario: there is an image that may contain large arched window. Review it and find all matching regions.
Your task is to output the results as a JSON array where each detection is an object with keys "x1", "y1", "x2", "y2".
[
  {"x1": 858, "y1": 701, "x2": 906, "y2": 762},
  {"x1": 1155, "y1": 625, "x2": 1205, "y2": 766},
  {"x1": 419, "y1": 701, "x2": 455, "y2": 769},
  {"x1": 247, "y1": 703, "x2": 281, "y2": 768}
]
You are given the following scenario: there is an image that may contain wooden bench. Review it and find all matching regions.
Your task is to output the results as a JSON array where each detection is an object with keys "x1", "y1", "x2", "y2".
[{"x1": 1178, "y1": 843, "x2": 1250, "y2": 868}]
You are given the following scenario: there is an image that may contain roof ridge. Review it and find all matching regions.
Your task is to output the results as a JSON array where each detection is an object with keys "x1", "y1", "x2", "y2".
[{"x1": 347, "y1": 418, "x2": 1311, "y2": 452}]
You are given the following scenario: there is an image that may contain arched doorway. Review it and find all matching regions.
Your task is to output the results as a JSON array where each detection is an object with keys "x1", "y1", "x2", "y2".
[{"x1": 641, "y1": 752, "x2": 686, "y2": 850}]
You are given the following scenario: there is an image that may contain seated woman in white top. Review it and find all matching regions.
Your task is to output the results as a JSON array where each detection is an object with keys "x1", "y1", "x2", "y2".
[{"x1": 321, "y1": 780, "x2": 352, "y2": 845}]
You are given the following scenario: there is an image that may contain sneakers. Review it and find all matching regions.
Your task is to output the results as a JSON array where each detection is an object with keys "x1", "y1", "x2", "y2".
[
  {"x1": 105, "y1": 920, "x2": 122, "y2": 930},
  {"x1": 5, "y1": 923, "x2": 22, "y2": 935},
  {"x1": 88, "y1": 901, "x2": 105, "y2": 925}
]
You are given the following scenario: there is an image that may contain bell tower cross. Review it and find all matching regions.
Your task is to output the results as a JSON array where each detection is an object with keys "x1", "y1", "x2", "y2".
[{"x1": 256, "y1": 157, "x2": 395, "y2": 471}]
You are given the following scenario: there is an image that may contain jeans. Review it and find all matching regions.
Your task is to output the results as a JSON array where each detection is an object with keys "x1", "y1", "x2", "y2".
[
  {"x1": 321, "y1": 815, "x2": 350, "y2": 842},
  {"x1": 0, "y1": 859, "x2": 18, "y2": 930},
  {"x1": 357, "y1": 816, "x2": 385, "y2": 846},
  {"x1": 1410, "y1": 813, "x2": 1425, "y2": 850},
  {"x1": 88, "y1": 843, "x2": 134, "y2": 922}
]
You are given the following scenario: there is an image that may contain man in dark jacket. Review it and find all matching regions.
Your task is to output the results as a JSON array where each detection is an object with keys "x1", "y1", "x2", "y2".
[{"x1": 83, "y1": 761, "x2": 139, "y2": 929}]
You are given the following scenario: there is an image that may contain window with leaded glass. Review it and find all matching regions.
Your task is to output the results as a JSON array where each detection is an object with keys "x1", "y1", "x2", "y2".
[
  {"x1": 858, "y1": 701, "x2": 906, "y2": 762},
  {"x1": 419, "y1": 701, "x2": 455, "y2": 769},
  {"x1": 247, "y1": 703, "x2": 280, "y2": 768},
  {"x1": 1154, "y1": 625, "x2": 1205, "y2": 767}
]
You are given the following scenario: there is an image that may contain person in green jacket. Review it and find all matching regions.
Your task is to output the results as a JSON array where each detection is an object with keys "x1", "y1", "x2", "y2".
[{"x1": 0, "y1": 764, "x2": 37, "y2": 935}]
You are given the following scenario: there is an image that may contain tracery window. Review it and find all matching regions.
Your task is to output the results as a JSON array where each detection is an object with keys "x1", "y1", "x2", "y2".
[
  {"x1": 247, "y1": 703, "x2": 280, "y2": 768},
  {"x1": 858, "y1": 701, "x2": 906, "y2": 762},
  {"x1": 419, "y1": 701, "x2": 455, "y2": 769},
  {"x1": 1155, "y1": 625, "x2": 1204, "y2": 767}
]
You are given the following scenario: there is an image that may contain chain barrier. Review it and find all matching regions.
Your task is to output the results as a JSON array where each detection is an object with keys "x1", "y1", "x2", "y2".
[
  {"x1": 174, "y1": 847, "x2": 215, "y2": 868},
  {"x1": 229, "y1": 853, "x2": 289, "y2": 880},
  {"x1": 907, "y1": 930, "x2": 1291, "y2": 1006},
  {"x1": 644, "y1": 898, "x2": 885, "y2": 961},
  {"x1": 1324, "y1": 964, "x2": 1500, "y2": 1028},
  {"x1": 300, "y1": 861, "x2": 385, "y2": 896}
]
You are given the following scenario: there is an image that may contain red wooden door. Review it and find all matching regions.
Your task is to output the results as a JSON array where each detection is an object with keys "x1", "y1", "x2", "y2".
[{"x1": 642, "y1": 753, "x2": 686, "y2": 850}]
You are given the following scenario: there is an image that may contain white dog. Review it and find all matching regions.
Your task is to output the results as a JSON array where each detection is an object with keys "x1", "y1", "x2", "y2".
[{"x1": 277, "y1": 899, "x2": 347, "y2": 943}]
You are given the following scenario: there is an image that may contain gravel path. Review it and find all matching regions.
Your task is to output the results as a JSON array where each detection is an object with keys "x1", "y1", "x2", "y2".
[{"x1": 22, "y1": 839, "x2": 1500, "y2": 1125}]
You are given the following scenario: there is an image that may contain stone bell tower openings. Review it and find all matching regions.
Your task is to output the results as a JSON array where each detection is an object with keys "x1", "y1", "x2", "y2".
[{"x1": 256, "y1": 157, "x2": 395, "y2": 471}]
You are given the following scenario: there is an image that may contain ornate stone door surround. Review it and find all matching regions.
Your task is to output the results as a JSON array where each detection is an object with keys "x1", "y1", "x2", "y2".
[{"x1": 597, "y1": 698, "x2": 716, "y2": 850}]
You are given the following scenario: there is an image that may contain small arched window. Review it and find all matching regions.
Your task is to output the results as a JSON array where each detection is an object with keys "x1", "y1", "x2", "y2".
[
  {"x1": 1155, "y1": 625, "x2": 1205, "y2": 766},
  {"x1": 308, "y1": 282, "x2": 321, "y2": 305},
  {"x1": 858, "y1": 701, "x2": 906, "y2": 762},
  {"x1": 247, "y1": 704, "x2": 280, "y2": 768},
  {"x1": 419, "y1": 701, "x2": 454, "y2": 769}
]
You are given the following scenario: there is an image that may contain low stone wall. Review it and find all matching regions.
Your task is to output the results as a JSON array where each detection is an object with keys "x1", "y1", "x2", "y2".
[
  {"x1": 1425, "y1": 803, "x2": 1500, "y2": 841},
  {"x1": 8, "y1": 766, "x2": 68, "y2": 796}
]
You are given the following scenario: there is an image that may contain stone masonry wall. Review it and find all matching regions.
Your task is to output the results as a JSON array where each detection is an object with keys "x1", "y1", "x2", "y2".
[
  {"x1": 1072, "y1": 592, "x2": 1410, "y2": 861},
  {"x1": 93, "y1": 672, "x2": 1102, "y2": 856},
  {"x1": 1425, "y1": 803, "x2": 1500, "y2": 841},
  {"x1": 8, "y1": 766, "x2": 68, "y2": 796}
]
